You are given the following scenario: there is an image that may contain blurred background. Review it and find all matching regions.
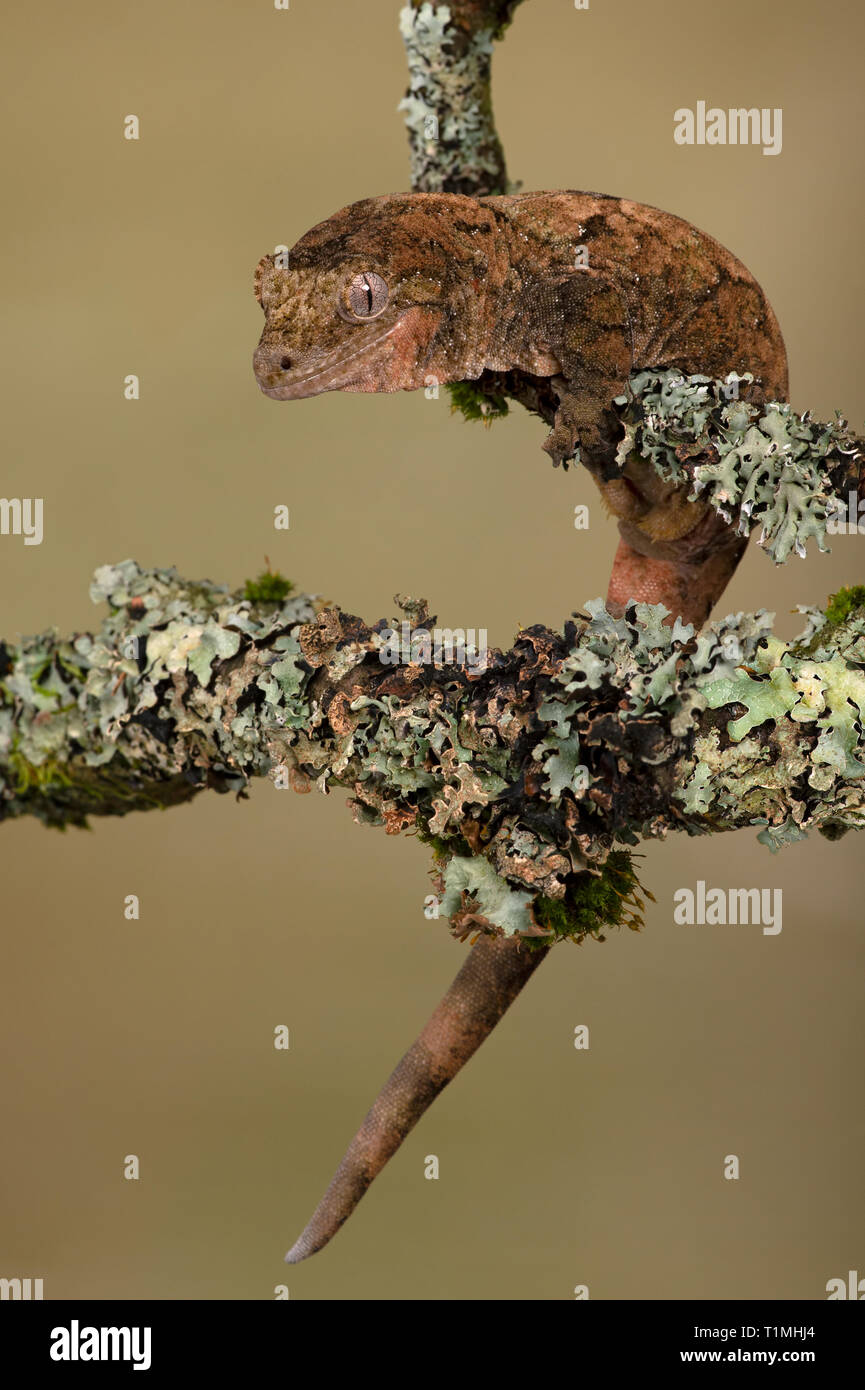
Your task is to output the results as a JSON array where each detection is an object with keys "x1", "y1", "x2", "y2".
[{"x1": 0, "y1": 0, "x2": 862, "y2": 1300}]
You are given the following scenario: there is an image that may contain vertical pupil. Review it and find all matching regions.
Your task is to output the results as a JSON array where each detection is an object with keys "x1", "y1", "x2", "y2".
[{"x1": 364, "y1": 279, "x2": 373, "y2": 313}]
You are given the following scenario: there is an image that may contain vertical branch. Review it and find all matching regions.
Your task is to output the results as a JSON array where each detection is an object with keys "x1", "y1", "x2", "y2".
[{"x1": 399, "y1": 0, "x2": 526, "y2": 196}]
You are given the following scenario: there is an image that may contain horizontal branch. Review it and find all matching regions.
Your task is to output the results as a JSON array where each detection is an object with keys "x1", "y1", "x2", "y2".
[{"x1": 3, "y1": 487, "x2": 864, "y2": 940}]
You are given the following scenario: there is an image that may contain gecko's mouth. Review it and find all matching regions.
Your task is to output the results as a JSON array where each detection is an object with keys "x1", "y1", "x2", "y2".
[{"x1": 254, "y1": 321, "x2": 408, "y2": 399}]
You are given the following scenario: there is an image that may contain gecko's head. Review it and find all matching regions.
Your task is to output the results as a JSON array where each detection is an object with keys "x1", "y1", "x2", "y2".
[{"x1": 252, "y1": 193, "x2": 508, "y2": 400}]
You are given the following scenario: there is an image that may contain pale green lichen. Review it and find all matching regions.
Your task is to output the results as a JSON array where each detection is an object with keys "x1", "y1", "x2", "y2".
[
  {"x1": 399, "y1": 3, "x2": 511, "y2": 197},
  {"x1": 0, "y1": 561, "x2": 316, "y2": 826},
  {"x1": 440, "y1": 854, "x2": 536, "y2": 936},
  {"x1": 678, "y1": 595, "x2": 865, "y2": 848},
  {"x1": 616, "y1": 370, "x2": 865, "y2": 566}
]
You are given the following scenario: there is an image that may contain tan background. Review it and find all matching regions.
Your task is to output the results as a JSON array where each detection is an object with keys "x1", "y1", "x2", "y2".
[{"x1": 1, "y1": 0, "x2": 863, "y2": 1300}]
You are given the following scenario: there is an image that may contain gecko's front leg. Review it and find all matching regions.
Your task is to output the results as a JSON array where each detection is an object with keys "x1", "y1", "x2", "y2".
[
  {"x1": 285, "y1": 933, "x2": 550, "y2": 1263},
  {"x1": 529, "y1": 273, "x2": 634, "y2": 474},
  {"x1": 542, "y1": 375, "x2": 626, "y2": 476}
]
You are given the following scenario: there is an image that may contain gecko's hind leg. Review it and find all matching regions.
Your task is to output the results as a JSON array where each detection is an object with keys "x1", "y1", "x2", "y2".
[{"x1": 284, "y1": 933, "x2": 550, "y2": 1264}]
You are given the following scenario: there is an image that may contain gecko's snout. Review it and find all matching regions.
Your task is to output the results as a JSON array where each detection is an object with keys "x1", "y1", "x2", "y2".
[{"x1": 253, "y1": 342, "x2": 298, "y2": 397}]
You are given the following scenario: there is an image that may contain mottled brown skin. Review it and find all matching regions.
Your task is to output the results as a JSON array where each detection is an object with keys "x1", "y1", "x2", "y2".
[
  {"x1": 254, "y1": 191, "x2": 788, "y2": 1262},
  {"x1": 254, "y1": 189, "x2": 788, "y2": 626}
]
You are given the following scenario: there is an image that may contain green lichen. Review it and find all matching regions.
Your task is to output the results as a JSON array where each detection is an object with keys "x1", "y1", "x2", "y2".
[
  {"x1": 440, "y1": 853, "x2": 536, "y2": 935},
  {"x1": 703, "y1": 665, "x2": 799, "y2": 740},
  {"x1": 678, "y1": 598, "x2": 865, "y2": 847},
  {"x1": 617, "y1": 370, "x2": 865, "y2": 567},
  {"x1": 399, "y1": 2, "x2": 509, "y2": 198}
]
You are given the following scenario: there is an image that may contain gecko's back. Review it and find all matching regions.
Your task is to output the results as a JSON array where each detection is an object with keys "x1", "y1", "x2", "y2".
[{"x1": 483, "y1": 190, "x2": 788, "y2": 402}]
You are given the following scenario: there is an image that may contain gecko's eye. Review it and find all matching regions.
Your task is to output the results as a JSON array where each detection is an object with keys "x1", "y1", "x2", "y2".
[{"x1": 339, "y1": 272, "x2": 389, "y2": 323}]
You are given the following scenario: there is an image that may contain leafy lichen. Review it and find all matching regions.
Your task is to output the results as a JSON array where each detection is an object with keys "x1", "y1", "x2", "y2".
[
  {"x1": 617, "y1": 370, "x2": 865, "y2": 566},
  {"x1": 399, "y1": 2, "x2": 510, "y2": 198}
]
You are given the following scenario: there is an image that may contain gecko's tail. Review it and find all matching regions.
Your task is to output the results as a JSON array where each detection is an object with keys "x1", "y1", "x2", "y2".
[{"x1": 284, "y1": 932, "x2": 550, "y2": 1264}]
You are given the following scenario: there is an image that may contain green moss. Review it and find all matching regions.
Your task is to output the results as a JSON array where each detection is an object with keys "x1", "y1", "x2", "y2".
[
  {"x1": 490, "y1": 11, "x2": 517, "y2": 43},
  {"x1": 531, "y1": 851, "x2": 651, "y2": 945},
  {"x1": 7, "y1": 751, "x2": 74, "y2": 795},
  {"x1": 243, "y1": 571, "x2": 294, "y2": 605},
  {"x1": 447, "y1": 380, "x2": 509, "y2": 425},
  {"x1": 824, "y1": 585, "x2": 865, "y2": 629},
  {"x1": 416, "y1": 826, "x2": 472, "y2": 860},
  {"x1": 4, "y1": 748, "x2": 182, "y2": 827}
]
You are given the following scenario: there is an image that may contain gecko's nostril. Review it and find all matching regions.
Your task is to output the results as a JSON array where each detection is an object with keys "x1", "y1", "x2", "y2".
[{"x1": 280, "y1": 356, "x2": 292, "y2": 371}]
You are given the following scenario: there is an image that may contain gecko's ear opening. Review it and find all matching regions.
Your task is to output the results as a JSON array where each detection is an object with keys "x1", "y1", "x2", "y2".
[{"x1": 254, "y1": 254, "x2": 275, "y2": 309}]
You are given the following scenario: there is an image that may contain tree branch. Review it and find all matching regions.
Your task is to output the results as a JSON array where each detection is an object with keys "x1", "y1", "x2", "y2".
[
  {"x1": 3, "y1": 426, "x2": 864, "y2": 937},
  {"x1": 400, "y1": 0, "x2": 525, "y2": 197}
]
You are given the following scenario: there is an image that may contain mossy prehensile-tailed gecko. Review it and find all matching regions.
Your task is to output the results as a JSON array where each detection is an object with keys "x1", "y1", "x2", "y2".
[
  {"x1": 254, "y1": 189, "x2": 787, "y2": 627},
  {"x1": 252, "y1": 190, "x2": 788, "y2": 1264}
]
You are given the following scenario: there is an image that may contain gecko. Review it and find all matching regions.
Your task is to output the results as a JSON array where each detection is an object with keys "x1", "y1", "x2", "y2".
[
  {"x1": 252, "y1": 190, "x2": 788, "y2": 1264},
  {"x1": 254, "y1": 189, "x2": 788, "y2": 629}
]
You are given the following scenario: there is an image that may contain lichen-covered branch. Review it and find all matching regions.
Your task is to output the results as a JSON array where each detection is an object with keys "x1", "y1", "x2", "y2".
[
  {"x1": 4, "y1": 382, "x2": 865, "y2": 941},
  {"x1": 400, "y1": 0, "x2": 525, "y2": 197}
]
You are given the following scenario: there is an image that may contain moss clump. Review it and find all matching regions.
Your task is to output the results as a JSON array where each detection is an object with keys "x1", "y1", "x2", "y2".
[
  {"x1": 532, "y1": 851, "x2": 651, "y2": 945},
  {"x1": 416, "y1": 826, "x2": 472, "y2": 861},
  {"x1": 824, "y1": 584, "x2": 865, "y2": 629},
  {"x1": 243, "y1": 571, "x2": 294, "y2": 605},
  {"x1": 447, "y1": 380, "x2": 509, "y2": 425},
  {"x1": 7, "y1": 751, "x2": 75, "y2": 796}
]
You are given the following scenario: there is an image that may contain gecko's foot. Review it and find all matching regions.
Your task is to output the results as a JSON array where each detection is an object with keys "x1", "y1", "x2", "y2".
[
  {"x1": 543, "y1": 421, "x2": 623, "y2": 479},
  {"x1": 542, "y1": 411, "x2": 593, "y2": 469},
  {"x1": 542, "y1": 430, "x2": 578, "y2": 469},
  {"x1": 543, "y1": 388, "x2": 616, "y2": 473}
]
